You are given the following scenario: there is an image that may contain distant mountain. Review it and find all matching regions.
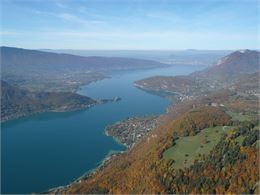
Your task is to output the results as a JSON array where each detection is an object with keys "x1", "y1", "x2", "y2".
[
  {"x1": 1, "y1": 80, "x2": 97, "y2": 121},
  {"x1": 165, "y1": 50, "x2": 232, "y2": 66},
  {"x1": 192, "y1": 49, "x2": 260, "y2": 80},
  {"x1": 0, "y1": 46, "x2": 167, "y2": 92},
  {"x1": 1, "y1": 46, "x2": 166, "y2": 75},
  {"x1": 41, "y1": 49, "x2": 231, "y2": 65},
  {"x1": 135, "y1": 49, "x2": 260, "y2": 100}
]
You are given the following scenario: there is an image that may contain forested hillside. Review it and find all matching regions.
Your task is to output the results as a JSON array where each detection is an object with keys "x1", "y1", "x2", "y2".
[
  {"x1": 52, "y1": 86, "x2": 259, "y2": 194},
  {"x1": 1, "y1": 80, "x2": 97, "y2": 121},
  {"x1": 51, "y1": 50, "x2": 260, "y2": 194}
]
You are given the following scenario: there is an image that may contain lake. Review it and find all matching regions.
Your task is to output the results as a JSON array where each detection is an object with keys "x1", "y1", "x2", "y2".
[{"x1": 1, "y1": 65, "x2": 204, "y2": 194}]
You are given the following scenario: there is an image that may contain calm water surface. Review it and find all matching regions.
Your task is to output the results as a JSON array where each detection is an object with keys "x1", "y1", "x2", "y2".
[{"x1": 1, "y1": 65, "x2": 204, "y2": 194}]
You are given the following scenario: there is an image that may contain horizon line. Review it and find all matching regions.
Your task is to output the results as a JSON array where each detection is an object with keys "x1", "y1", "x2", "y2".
[{"x1": 2, "y1": 45, "x2": 260, "y2": 51}]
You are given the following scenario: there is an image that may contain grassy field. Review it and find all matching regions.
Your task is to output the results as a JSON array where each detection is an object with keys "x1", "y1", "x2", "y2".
[
  {"x1": 225, "y1": 110, "x2": 252, "y2": 121},
  {"x1": 163, "y1": 126, "x2": 234, "y2": 169}
]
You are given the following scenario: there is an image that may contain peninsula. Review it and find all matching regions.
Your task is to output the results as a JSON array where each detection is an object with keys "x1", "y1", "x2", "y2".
[
  {"x1": 105, "y1": 116, "x2": 159, "y2": 148},
  {"x1": 1, "y1": 80, "x2": 121, "y2": 122}
]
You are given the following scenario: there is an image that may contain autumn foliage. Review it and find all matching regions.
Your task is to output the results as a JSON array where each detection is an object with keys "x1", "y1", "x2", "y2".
[{"x1": 56, "y1": 95, "x2": 259, "y2": 194}]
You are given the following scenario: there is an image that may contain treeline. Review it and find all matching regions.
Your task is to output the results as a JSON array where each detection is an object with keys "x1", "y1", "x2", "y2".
[{"x1": 170, "y1": 107, "x2": 232, "y2": 136}]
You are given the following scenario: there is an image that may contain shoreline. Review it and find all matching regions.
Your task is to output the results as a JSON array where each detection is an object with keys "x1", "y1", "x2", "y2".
[
  {"x1": 104, "y1": 127, "x2": 129, "y2": 148},
  {"x1": 45, "y1": 147, "x2": 126, "y2": 194},
  {"x1": 46, "y1": 115, "x2": 158, "y2": 194},
  {"x1": 105, "y1": 116, "x2": 159, "y2": 149},
  {"x1": 37, "y1": 69, "x2": 170, "y2": 194},
  {"x1": 1, "y1": 96, "x2": 121, "y2": 124},
  {"x1": 1, "y1": 102, "x2": 96, "y2": 124},
  {"x1": 1, "y1": 74, "x2": 110, "y2": 123}
]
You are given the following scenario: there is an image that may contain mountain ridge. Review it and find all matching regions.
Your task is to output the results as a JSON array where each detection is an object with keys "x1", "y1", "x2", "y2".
[
  {"x1": 191, "y1": 49, "x2": 260, "y2": 80},
  {"x1": 0, "y1": 46, "x2": 167, "y2": 73},
  {"x1": 135, "y1": 50, "x2": 260, "y2": 100},
  {"x1": 0, "y1": 46, "x2": 168, "y2": 92}
]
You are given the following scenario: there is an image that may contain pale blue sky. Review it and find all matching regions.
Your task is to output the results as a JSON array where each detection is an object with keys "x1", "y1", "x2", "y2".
[{"x1": 1, "y1": 0, "x2": 259, "y2": 50}]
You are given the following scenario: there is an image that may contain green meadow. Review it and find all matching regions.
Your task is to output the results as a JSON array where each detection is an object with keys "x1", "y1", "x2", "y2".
[
  {"x1": 225, "y1": 110, "x2": 252, "y2": 122},
  {"x1": 163, "y1": 126, "x2": 234, "y2": 169}
]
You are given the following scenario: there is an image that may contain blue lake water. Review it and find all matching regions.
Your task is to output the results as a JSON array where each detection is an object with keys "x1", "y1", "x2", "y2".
[{"x1": 1, "y1": 65, "x2": 204, "y2": 194}]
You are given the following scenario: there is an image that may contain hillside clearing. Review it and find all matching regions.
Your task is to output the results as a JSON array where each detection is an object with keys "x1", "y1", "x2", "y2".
[{"x1": 163, "y1": 126, "x2": 234, "y2": 169}]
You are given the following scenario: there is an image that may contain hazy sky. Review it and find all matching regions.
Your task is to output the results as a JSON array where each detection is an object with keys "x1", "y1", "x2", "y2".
[{"x1": 1, "y1": 0, "x2": 259, "y2": 50}]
